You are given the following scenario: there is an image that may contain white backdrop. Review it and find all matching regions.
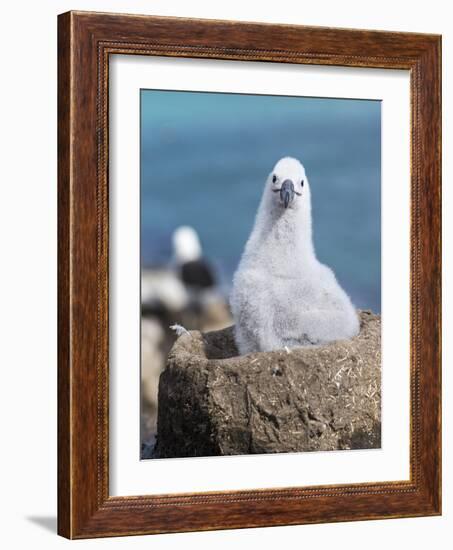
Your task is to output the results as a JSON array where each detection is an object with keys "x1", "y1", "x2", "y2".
[
  {"x1": 0, "y1": 1, "x2": 450, "y2": 548},
  {"x1": 110, "y1": 57, "x2": 410, "y2": 495}
]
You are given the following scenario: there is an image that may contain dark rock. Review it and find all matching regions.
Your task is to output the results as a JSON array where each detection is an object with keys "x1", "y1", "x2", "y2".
[{"x1": 155, "y1": 310, "x2": 381, "y2": 458}]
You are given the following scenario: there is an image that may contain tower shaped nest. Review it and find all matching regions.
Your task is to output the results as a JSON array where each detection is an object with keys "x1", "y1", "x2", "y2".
[{"x1": 155, "y1": 310, "x2": 381, "y2": 458}]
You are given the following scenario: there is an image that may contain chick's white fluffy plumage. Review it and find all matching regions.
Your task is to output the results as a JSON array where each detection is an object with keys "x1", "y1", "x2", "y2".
[{"x1": 230, "y1": 157, "x2": 360, "y2": 355}]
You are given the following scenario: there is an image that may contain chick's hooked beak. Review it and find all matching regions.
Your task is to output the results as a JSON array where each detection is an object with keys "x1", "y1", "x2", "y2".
[{"x1": 274, "y1": 179, "x2": 301, "y2": 209}]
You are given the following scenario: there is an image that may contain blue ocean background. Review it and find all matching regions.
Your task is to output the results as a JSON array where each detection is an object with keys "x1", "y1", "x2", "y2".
[{"x1": 141, "y1": 90, "x2": 381, "y2": 314}]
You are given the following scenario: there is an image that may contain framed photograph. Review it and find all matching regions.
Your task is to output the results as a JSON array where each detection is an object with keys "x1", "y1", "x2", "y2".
[{"x1": 58, "y1": 11, "x2": 441, "y2": 538}]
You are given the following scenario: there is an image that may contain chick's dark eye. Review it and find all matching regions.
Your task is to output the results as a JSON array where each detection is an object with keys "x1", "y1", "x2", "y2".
[
  {"x1": 301, "y1": 180, "x2": 304, "y2": 187},
  {"x1": 272, "y1": 175, "x2": 277, "y2": 183}
]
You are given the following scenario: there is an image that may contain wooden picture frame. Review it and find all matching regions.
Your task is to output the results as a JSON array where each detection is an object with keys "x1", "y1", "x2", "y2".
[{"x1": 58, "y1": 10, "x2": 441, "y2": 539}]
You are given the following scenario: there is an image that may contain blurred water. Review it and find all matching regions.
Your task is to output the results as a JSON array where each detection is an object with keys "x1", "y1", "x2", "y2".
[{"x1": 141, "y1": 90, "x2": 381, "y2": 313}]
